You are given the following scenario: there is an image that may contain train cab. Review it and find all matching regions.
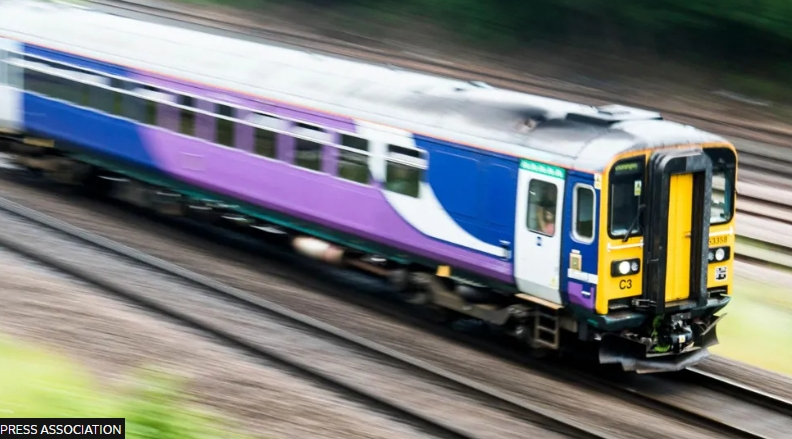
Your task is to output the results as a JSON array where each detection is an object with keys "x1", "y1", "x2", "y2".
[{"x1": 595, "y1": 143, "x2": 737, "y2": 372}]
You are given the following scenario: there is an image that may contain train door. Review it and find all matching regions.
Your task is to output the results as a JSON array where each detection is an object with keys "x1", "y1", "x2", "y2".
[
  {"x1": 0, "y1": 38, "x2": 22, "y2": 134},
  {"x1": 513, "y1": 159, "x2": 566, "y2": 304},
  {"x1": 643, "y1": 149, "x2": 712, "y2": 312}
]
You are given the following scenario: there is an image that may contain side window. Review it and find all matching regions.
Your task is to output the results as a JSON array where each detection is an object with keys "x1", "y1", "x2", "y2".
[
  {"x1": 23, "y1": 61, "x2": 58, "y2": 98},
  {"x1": 338, "y1": 134, "x2": 369, "y2": 184},
  {"x1": 0, "y1": 50, "x2": 6, "y2": 85},
  {"x1": 254, "y1": 128, "x2": 276, "y2": 158},
  {"x1": 385, "y1": 145, "x2": 424, "y2": 198},
  {"x1": 216, "y1": 104, "x2": 235, "y2": 147},
  {"x1": 89, "y1": 76, "x2": 115, "y2": 114},
  {"x1": 136, "y1": 85, "x2": 159, "y2": 125},
  {"x1": 573, "y1": 185, "x2": 595, "y2": 242},
  {"x1": 293, "y1": 122, "x2": 324, "y2": 171},
  {"x1": 251, "y1": 112, "x2": 280, "y2": 158},
  {"x1": 527, "y1": 179, "x2": 557, "y2": 237},
  {"x1": 179, "y1": 95, "x2": 196, "y2": 136}
]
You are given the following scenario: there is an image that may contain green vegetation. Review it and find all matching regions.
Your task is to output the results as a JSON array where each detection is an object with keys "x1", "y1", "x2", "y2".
[
  {"x1": 711, "y1": 277, "x2": 792, "y2": 376},
  {"x1": 175, "y1": 0, "x2": 792, "y2": 95},
  {"x1": 0, "y1": 336, "x2": 250, "y2": 439}
]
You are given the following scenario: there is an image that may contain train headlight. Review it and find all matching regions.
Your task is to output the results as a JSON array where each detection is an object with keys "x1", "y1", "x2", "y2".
[
  {"x1": 708, "y1": 246, "x2": 731, "y2": 263},
  {"x1": 611, "y1": 258, "x2": 641, "y2": 277}
]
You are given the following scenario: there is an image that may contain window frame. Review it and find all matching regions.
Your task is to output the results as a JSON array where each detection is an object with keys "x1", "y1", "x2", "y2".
[
  {"x1": 337, "y1": 134, "x2": 370, "y2": 185},
  {"x1": 526, "y1": 178, "x2": 558, "y2": 238},
  {"x1": 384, "y1": 144, "x2": 426, "y2": 198},
  {"x1": 607, "y1": 157, "x2": 646, "y2": 240},
  {"x1": 571, "y1": 183, "x2": 596, "y2": 244}
]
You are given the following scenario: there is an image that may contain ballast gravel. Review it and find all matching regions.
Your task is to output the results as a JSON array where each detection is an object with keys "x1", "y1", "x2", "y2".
[{"x1": 0, "y1": 249, "x2": 432, "y2": 439}]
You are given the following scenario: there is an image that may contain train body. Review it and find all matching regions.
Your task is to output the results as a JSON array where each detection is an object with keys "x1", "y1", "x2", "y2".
[{"x1": 0, "y1": 0, "x2": 737, "y2": 372}]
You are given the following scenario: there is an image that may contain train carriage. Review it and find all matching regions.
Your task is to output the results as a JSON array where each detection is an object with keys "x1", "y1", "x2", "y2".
[{"x1": 0, "y1": 0, "x2": 737, "y2": 372}]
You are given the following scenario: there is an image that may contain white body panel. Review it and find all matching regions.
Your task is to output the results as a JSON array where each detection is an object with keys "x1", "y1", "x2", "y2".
[
  {"x1": 513, "y1": 160, "x2": 566, "y2": 304},
  {"x1": 0, "y1": 37, "x2": 22, "y2": 134}
]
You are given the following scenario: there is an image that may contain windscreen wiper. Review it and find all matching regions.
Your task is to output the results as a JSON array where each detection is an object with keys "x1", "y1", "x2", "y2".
[{"x1": 623, "y1": 204, "x2": 646, "y2": 242}]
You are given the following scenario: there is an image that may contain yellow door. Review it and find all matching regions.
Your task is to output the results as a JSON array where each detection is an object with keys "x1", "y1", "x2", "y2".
[{"x1": 665, "y1": 173, "x2": 694, "y2": 302}]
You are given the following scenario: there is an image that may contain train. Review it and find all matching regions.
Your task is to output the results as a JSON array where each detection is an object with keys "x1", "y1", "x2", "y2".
[{"x1": 0, "y1": 0, "x2": 737, "y2": 373}]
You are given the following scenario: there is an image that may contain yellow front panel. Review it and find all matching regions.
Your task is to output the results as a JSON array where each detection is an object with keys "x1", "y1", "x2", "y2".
[{"x1": 665, "y1": 173, "x2": 694, "y2": 302}]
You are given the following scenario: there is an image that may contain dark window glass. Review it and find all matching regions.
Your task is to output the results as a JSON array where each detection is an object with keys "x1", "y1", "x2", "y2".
[
  {"x1": 338, "y1": 134, "x2": 369, "y2": 184},
  {"x1": 385, "y1": 144, "x2": 423, "y2": 197},
  {"x1": 608, "y1": 158, "x2": 646, "y2": 238},
  {"x1": 704, "y1": 147, "x2": 737, "y2": 225},
  {"x1": 295, "y1": 137, "x2": 322, "y2": 171},
  {"x1": 179, "y1": 95, "x2": 195, "y2": 136},
  {"x1": 527, "y1": 179, "x2": 557, "y2": 237},
  {"x1": 574, "y1": 185, "x2": 595, "y2": 241},
  {"x1": 142, "y1": 85, "x2": 158, "y2": 125},
  {"x1": 216, "y1": 104, "x2": 235, "y2": 147},
  {"x1": 254, "y1": 128, "x2": 276, "y2": 158}
]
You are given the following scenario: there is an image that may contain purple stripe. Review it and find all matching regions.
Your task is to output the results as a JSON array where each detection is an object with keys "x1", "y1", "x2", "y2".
[{"x1": 139, "y1": 127, "x2": 512, "y2": 283}]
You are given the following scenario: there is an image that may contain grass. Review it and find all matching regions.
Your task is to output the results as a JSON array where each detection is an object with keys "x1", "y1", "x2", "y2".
[
  {"x1": 0, "y1": 336, "x2": 251, "y2": 438},
  {"x1": 710, "y1": 277, "x2": 792, "y2": 376}
]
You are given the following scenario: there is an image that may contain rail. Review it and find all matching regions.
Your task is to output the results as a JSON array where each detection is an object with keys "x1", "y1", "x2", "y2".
[{"x1": 0, "y1": 195, "x2": 613, "y2": 439}]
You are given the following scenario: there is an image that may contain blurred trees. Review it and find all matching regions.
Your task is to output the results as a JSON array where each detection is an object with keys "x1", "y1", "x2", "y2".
[{"x1": 289, "y1": 0, "x2": 792, "y2": 74}]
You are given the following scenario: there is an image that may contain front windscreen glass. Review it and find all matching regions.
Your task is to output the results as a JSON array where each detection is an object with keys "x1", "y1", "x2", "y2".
[
  {"x1": 705, "y1": 147, "x2": 737, "y2": 225},
  {"x1": 609, "y1": 158, "x2": 646, "y2": 238}
]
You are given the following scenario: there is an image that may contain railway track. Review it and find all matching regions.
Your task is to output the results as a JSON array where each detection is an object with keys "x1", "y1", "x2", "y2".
[
  {"x1": 0, "y1": 175, "x2": 790, "y2": 438},
  {"x1": 0, "y1": 194, "x2": 613, "y2": 439},
  {"x1": 81, "y1": 0, "x2": 792, "y2": 148}
]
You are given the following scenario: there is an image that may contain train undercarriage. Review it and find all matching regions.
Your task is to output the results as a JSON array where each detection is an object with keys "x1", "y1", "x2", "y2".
[{"x1": 1, "y1": 137, "x2": 726, "y2": 373}]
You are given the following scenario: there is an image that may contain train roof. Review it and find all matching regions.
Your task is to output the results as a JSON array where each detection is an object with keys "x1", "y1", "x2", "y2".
[{"x1": 0, "y1": 0, "x2": 728, "y2": 172}]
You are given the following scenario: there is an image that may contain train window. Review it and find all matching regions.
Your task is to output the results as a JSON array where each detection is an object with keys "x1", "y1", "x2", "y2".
[
  {"x1": 295, "y1": 136, "x2": 323, "y2": 171},
  {"x1": 608, "y1": 158, "x2": 646, "y2": 238},
  {"x1": 141, "y1": 86, "x2": 159, "y2": 125},
  {"x1": 179, "y1": 95, "x2": 196, "y2": 136},
  {"x1": 89, "y1": 79, "x2": 116, "y2": 114},
  {"x1": 526, "y1": 179, "x2": 557, "y2": 237},
  {"x1": 293, "y1": 123, "x2": 325, "y2": 171},
  {"x1": 385, "y1": 145, "x2": 424, "y2": 198},
  {"x1": 0, "y1": 51, "x2": 6, "y2": 85},
  {"x1": 338, "y1": 134, "x2": 369, "y2": 184},
  {"x1": 23, "y1": 65, "x2": 57, "y2": 98},
  {"x1": 705, "y1": 147, "x2": 736, "y2": 225},
  {"x1": 254, "y1": 128, "x2": 277, "y2": 158},
  {"x1": 216, "y1": 104, "x2": 235, "y2": 147},
  {"x1": 573, "y1": 185, "x2": 595, "y2": 242},
  {"x1": 110, "y1": 78, "x2": 124, "y2": 116}
]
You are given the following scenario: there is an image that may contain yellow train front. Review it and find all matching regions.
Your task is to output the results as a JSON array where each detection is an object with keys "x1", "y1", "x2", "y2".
[{"x1": 591, "y1": 143, "x2": 737, "y2": 373}]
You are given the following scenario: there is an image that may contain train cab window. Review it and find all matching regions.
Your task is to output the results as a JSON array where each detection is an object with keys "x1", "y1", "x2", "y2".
[
  {"x1": 338, "y1": 135, "x2": 369, "y2": 184},
  {"x1": 179, "y1": 95, "x2": 196, "y2": 136},
  {"x1": 527, "y1": 180, "x2": 557, "y2": 237},
  {"x1": 608, "y1": 158, "x2": 646, "y2": 238},
  {"x1": 573, "y1": 185, "x2": 595, "y2": 242},
  {"x1": 385, "y1": 145, "x2": 424, "y2": 198},
  {"x1": 705, "y1": 147, "x2": 737, "y2": 225},
  {"x1": 293, "y1": 123, "x2": 325, "y2": 171},
  {"x1": 216, "y1": 104, "x2": 235, "y2": 147}
]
